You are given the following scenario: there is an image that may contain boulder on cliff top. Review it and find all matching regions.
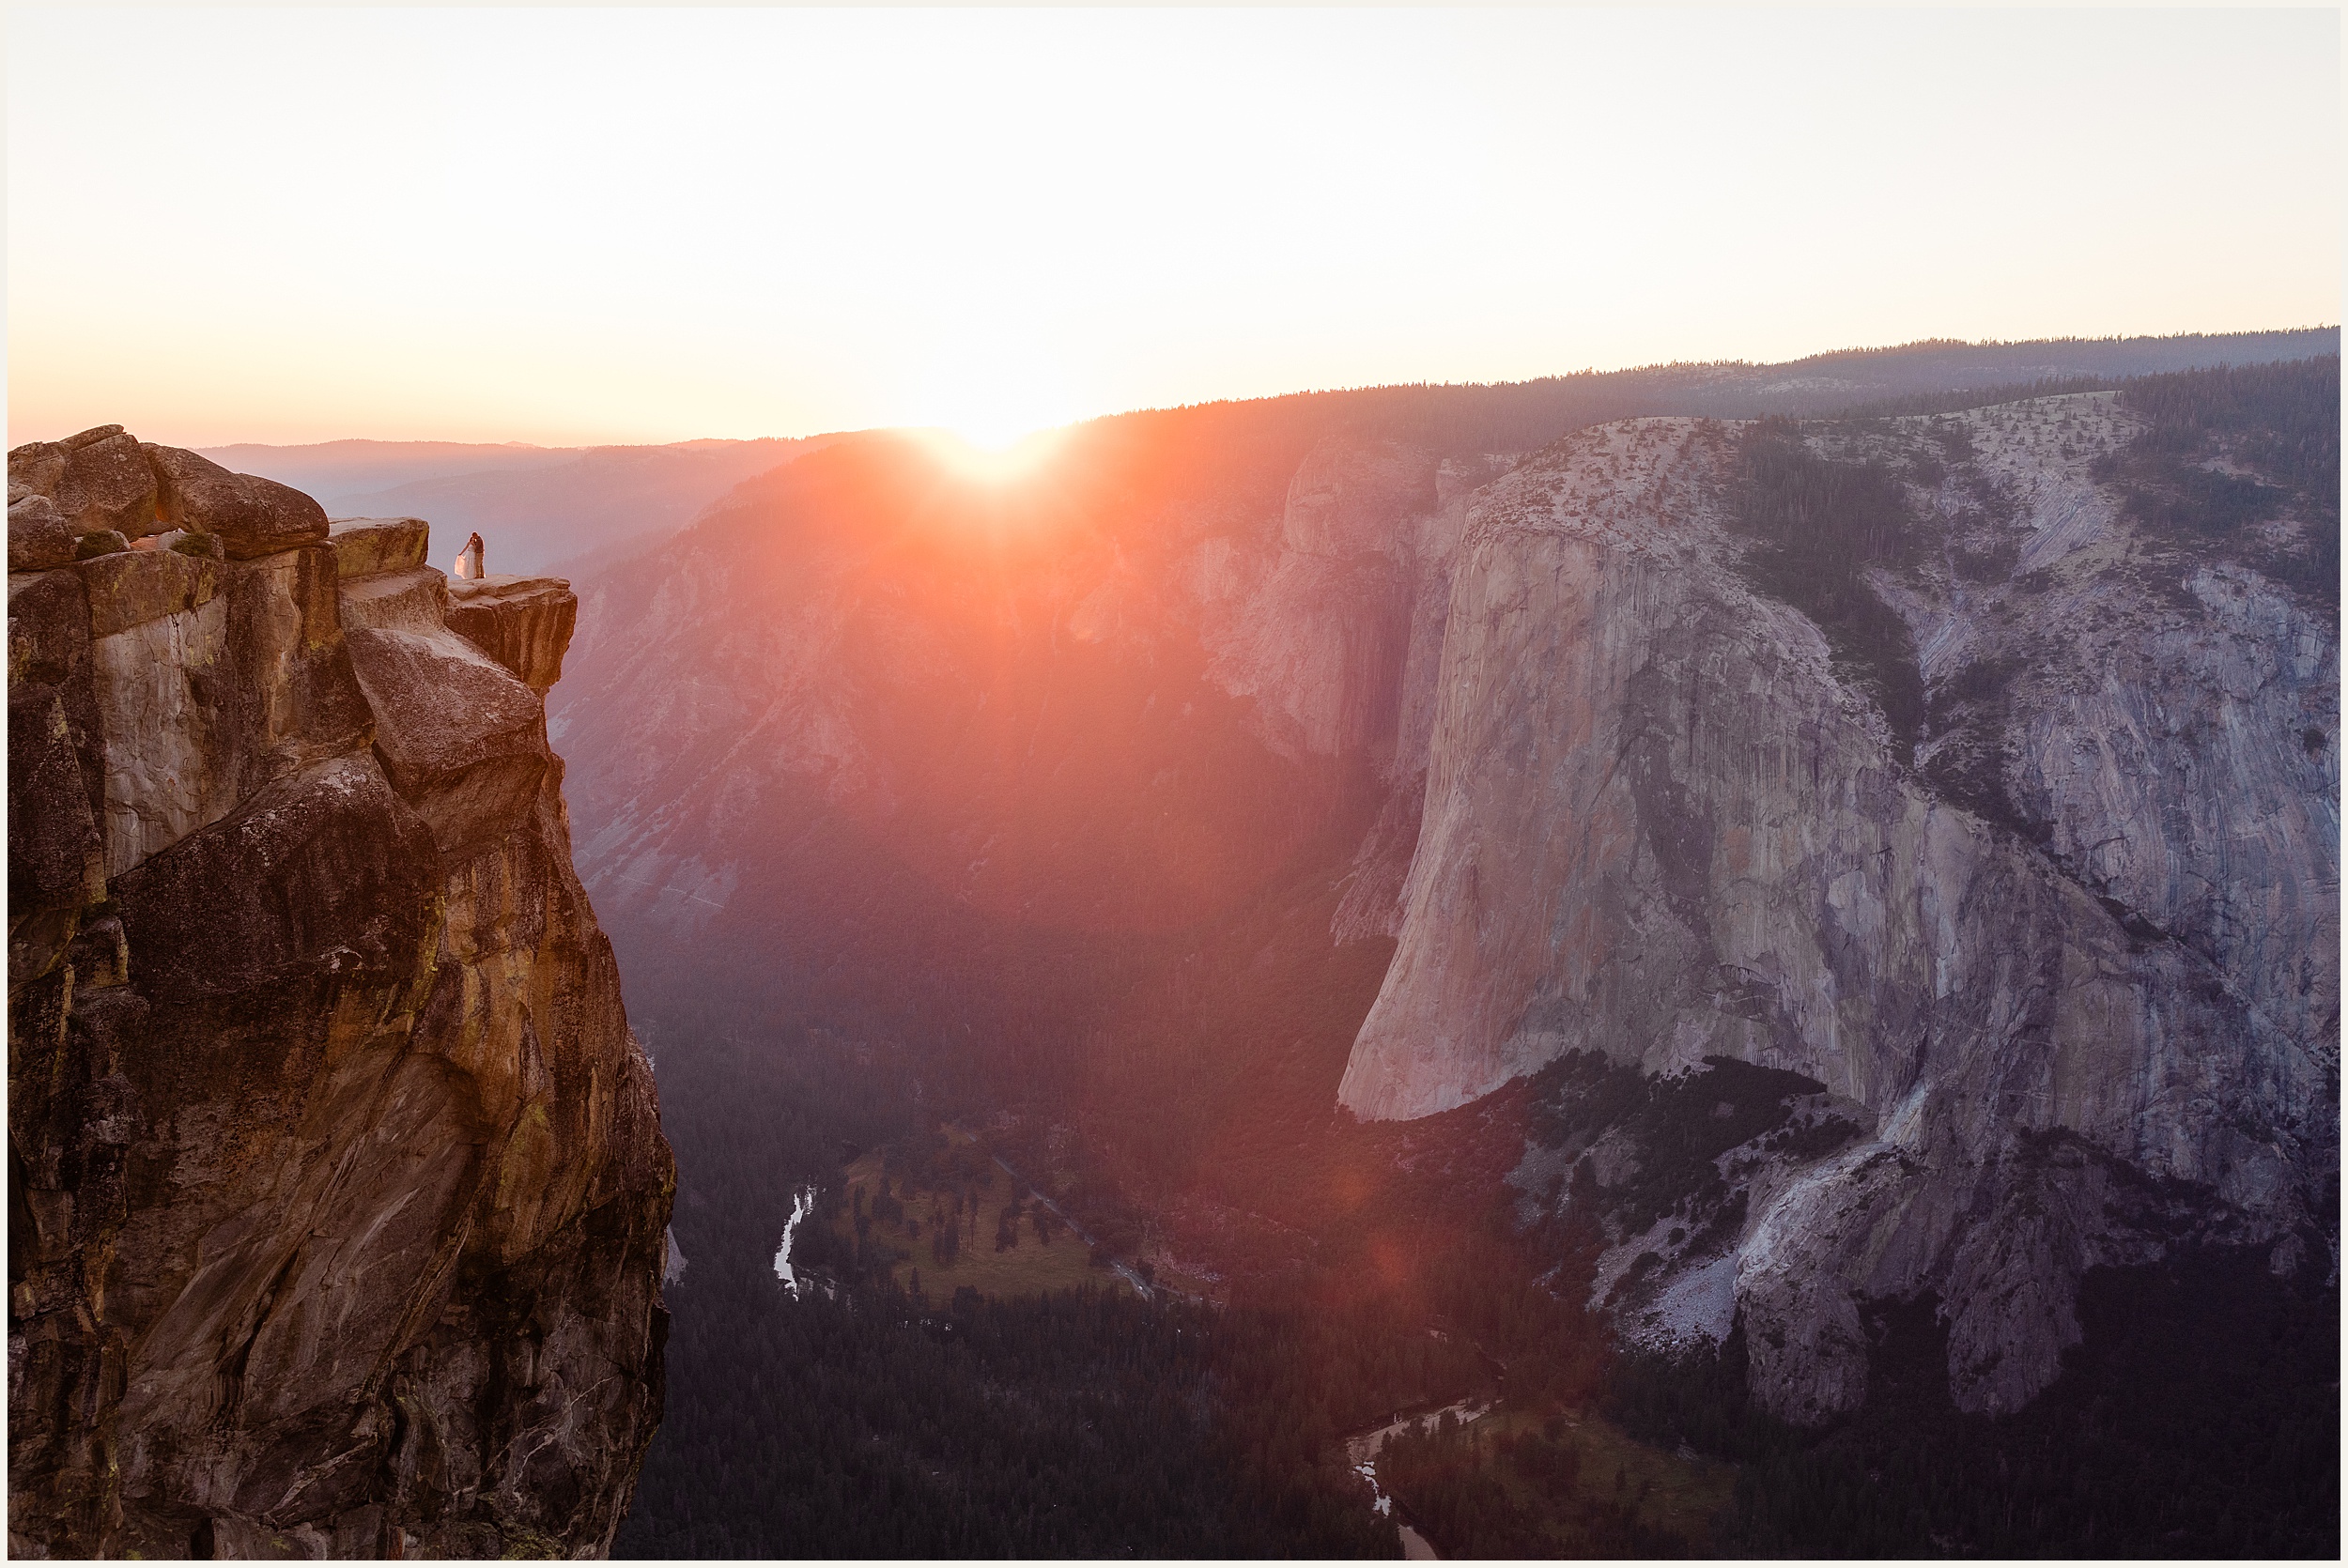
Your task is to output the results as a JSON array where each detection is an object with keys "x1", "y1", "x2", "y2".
[
  {"x1": 12, "y1": 431, "x2": 332, "y2": 557},
  {"x1": 8, "y1": 495, "x2": 77, "y2": 571},
  {"x1": 8, "y1": 442, "x2": 67, "y2": 501},
  {"x1": 143, "y1": 443, "x2": 329, "y2": 560},
  {"x1": 8, "y1": 431, "x2": 162, "y2": 540},
  {"x1": 64, "y1": 434, "x2": 162, "y2": 538},
  {"x1": 329, "y1": 516, "x2": 431, "y2": 580}
]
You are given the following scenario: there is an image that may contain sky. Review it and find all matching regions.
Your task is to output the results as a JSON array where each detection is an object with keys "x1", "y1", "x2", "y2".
[{"x1": 8, "y1": 6, "x2": 2340, "y2": 449}]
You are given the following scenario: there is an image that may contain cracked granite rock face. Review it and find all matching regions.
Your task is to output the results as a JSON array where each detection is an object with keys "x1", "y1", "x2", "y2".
[
  {"x1": 8, "y1": 454, "x2": 673, "y2": 1558},
  {"x1": 1336, "y1": 399, "x2": 2336, "y2": 1422}
]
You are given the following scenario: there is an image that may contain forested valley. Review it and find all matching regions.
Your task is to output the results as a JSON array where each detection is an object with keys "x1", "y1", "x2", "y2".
[
  {"x1": 607, "y1": 354, "x2": 2339, "y2": 1559},
  {"x1": 616, "y1": 1005, "x2": 2337, "y2": 1559}
]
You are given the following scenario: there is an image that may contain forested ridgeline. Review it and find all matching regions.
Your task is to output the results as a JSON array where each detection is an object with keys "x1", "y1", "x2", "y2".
[
  {"x1": 2098, "y1": 355, "x2": 2341, "y2": 614},
  {"x1": 1751, "y1": 356, "x2": 2340, "y2": 613},
  {"x1": 1151, "y1": 328, "x2": 2339, "y2": 460}
]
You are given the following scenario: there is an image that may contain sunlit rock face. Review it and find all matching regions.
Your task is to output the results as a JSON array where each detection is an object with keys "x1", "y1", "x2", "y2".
[
  {"x1": 1340, "y1": 401, "x2": 2336, "y2": 1422},
  {"x1": 8, "y1": 448, "x2": 672, "y2": 1558}
]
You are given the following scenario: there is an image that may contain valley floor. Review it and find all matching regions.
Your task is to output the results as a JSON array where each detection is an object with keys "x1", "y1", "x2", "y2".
[{"x1": 617, "y1": 1021, "x2": 2339, "y2": 1560}]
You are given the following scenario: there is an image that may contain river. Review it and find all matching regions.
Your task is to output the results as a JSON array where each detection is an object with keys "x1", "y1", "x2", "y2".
[
  {"x1": 773, "y1": 1159, "x2": 1454, "y2": 1554},
  {"x1": 770, "y1": 1184, "x2": 820, "y2": 1297},
  {"x1": 1343, "y1": 1396, "x2": 1493, "y2": 1560}
]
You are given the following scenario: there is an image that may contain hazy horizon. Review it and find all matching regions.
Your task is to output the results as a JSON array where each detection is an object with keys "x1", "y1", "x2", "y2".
[{"x1": 18, "y1": 324, "x2": 2339, "y2": 456}]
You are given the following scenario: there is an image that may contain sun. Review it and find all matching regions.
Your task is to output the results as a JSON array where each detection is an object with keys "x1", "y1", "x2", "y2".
[
  {"x1": 914, "y1": 423, "x2": 1065, "y2": 484},
  {"x1": 906, "y1": 346, "x2": 1080, "y2": 482},
  {"x1": 940, "y1": 401, "x2": 1050, "y2": 453}
]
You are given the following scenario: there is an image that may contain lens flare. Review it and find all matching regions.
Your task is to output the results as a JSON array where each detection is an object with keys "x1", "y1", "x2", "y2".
[{"x1": 911, "y1": 424, "x2": 1065, "y2": 484}]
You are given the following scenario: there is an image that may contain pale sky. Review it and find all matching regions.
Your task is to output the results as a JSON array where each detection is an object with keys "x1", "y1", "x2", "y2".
[{"x1": 8, "y1": 6, "x2": 2340, "y2": 449}]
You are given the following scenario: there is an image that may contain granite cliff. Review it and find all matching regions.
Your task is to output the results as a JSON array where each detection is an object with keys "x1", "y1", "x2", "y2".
[
  {"x1": 8, "y1": 430, "x2": 672, "y2": 1557},
  {"x1": 1336, "y1": 392, "x2": 2337, "y2": 1421},
  {"x1": 547, "y1": 344, "x2": 2334, "y2": 1433}
]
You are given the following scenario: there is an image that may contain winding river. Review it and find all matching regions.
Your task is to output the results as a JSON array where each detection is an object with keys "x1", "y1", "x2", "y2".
[
  {"x1": 771, "y1": 1184, "x2": 820, "y2": 1297},
  {"x1": 768, "y1": 1164, "x2": 1453, "y2": 1555},
  {"x1": 1343, "y1": 1396, "x2": 1492, "y2": 1560}
]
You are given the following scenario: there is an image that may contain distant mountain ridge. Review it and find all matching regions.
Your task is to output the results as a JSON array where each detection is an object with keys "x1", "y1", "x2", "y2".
[
  {"x1": 207, "y1": 435, "x2": 846, "y2": 575},
  {"x1": 194, "y1": 438, "x2": 578, "y2": 496},
  {"x1": 205, "y1": 329, "x2": 2338, "y2": 578},
  {"x1": 1143, "y1": 327, "x2": 2341, "y2": 457}
]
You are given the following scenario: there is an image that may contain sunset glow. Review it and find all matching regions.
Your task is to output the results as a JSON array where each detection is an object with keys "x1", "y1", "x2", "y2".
[
  {"x1": 8, "y1": 8, "x2": 2337, "y2": 448},
  {"x1": 910, "y1": 336, "x2": 1086, "y2": 453},
  {"x1": 914, "y1": 427, "x2": 1067, "y2": 486},
  {"x1": 6, "y1": 5, "x2": 2335, "y2": 1557}
]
